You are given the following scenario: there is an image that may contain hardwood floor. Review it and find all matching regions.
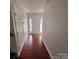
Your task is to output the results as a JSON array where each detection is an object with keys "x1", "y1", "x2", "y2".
[{"x1": 15, "y1": 34, "x2": 51, "y2": 59}]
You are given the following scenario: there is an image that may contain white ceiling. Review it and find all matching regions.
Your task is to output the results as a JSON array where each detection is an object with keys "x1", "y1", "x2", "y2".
[{"x1": 13, "y1": 0, "x2": 48, "y2": 13}]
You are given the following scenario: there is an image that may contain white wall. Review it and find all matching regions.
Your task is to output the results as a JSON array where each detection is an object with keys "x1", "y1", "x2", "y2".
[
  {"x1": 24, "y1": 15, "x2": 28, "y2": 33},
  {"x1": 43, "y1": 0, "x2": 68, "y2": 57},
  {"x1": 10, "y1": 10, "x2": 17, "y2": 53},
  {"x1": 11, "y1": 0, "x2": 28, "y2": 55}
]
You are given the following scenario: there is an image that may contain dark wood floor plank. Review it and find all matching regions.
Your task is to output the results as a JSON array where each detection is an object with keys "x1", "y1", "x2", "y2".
[{"x1": 11, "y1": 34, "x2": 51, "y2": 59}]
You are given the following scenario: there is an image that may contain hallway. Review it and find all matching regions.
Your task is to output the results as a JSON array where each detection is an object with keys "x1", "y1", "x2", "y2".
[
  {"x1": 10, "y1": 0, "x2": 68, "y2": 59},
  {"x1": 17, "y1": 34, "x2": 51, "y2": 59}
]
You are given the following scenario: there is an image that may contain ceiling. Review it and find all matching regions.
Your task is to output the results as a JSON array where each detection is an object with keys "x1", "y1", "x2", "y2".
[{"x1": 13, "y1": 0, "x2": 48, "y2": 13}]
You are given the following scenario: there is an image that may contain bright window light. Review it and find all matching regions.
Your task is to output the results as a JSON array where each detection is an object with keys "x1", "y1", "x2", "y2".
[
  {"x1": 40, "y1": 18, "x2": 43, "y2": 32},
  {"x1": 30, "y1": 18, "x2": 32, "y2": 32}
]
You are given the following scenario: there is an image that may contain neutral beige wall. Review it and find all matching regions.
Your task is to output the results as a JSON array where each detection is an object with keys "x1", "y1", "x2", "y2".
[{"x1": 43, "y1": 0, "x2": 68, "y2": 56}]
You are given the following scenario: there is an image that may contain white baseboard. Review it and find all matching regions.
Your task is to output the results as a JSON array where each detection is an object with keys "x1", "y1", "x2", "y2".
[
  {"x1": 17, "y1": 41, "x2": 25, "y2": 57},
  {"x1": 42, "y1": 39, "x2": 54, "y2": 59},
  {"x1": 17, "y1": 34, "x2": 28, "y2": 57}
]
